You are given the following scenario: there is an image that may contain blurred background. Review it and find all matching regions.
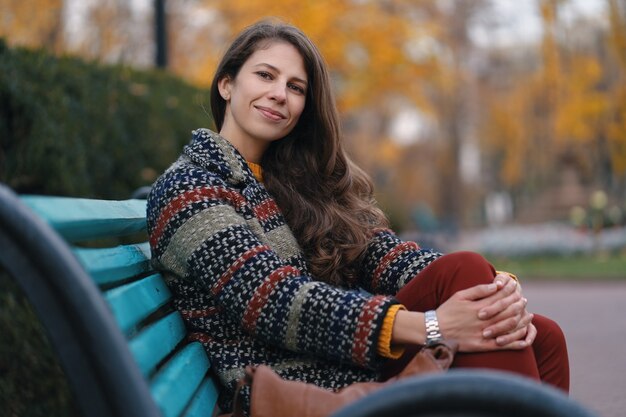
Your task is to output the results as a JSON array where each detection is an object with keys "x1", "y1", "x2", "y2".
[
  {"x1": 2, "y1": 0, "x2": 626, "y2": 267},
  {"x1": 1, "y1": 2, "x2": 625, "y2": 416}
]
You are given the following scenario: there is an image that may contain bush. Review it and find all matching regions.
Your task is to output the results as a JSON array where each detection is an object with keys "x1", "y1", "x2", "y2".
[
  {"x1": 0, "y1": 269, "x2": 79, "y2": 417},
  {"x1": 0, "y1": 38, "x2": 212, "y2": 198}
]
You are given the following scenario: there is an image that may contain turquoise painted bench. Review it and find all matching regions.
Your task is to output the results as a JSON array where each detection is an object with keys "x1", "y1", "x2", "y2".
[{"x1": 0, "y1": 183, "x2": 219, "y2": 417}]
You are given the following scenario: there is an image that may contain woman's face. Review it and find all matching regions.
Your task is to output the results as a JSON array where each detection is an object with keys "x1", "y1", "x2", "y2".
[{"x1": 218, "y1": 41, "x2": 308, "y2": 162}]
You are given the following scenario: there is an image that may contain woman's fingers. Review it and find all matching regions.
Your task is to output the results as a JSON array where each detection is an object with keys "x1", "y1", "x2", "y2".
[
  {"x1": 496, "y1": 321, "x2": 537, "y2": 350},
  {"x1": 477, "y1": 279, "x2": 520, "y2": 320},
  {"x1": 437, "y1": 277, "x2": 534, "y2": 353},
  {"x1": 481, "y1": 296, "x2": 528, "y2": 337},
  {"x1": 483, "y1": 302, "x2": 531, "y2": 340},
  {"x1": 455, "y1": 282, "x2": 500, "y2": 301},
  {"x1": 524, "y1": 322, "x2": 537, "y2": 346},
  {"x1": 491, "y1": 312, "x2": 534, "y2": 345},
  {"x1": 437, "y1": 285, "x2": 503, "y2": 352},
  {"x1": 495, "y1": 329, "x2": 529, "y2": 349},
  {"x1": 493, "y1": 272, "x2": 511, "y2": 287},
  {"x1": 492, "y1": 313, "x2": 534, "y2": 349}
]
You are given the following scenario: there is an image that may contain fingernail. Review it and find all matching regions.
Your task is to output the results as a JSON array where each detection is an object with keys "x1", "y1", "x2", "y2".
[
  {"x1": 487, "y1": 283, "x2": 497, "y2": 291},
  {"x1": 478, "y1": 311, "x2": 488, "y2": 319},
  {"x1": 483, "y1": 330, "x2": 493, "y2": 338},
  {"x1": 519, "y1": 341, "x2": 527, "y2": 348}
]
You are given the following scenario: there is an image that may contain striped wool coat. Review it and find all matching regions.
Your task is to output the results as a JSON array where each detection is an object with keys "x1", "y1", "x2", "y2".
[{"x1": 146, "y1": 128, "x2": 441, "y2": 411}]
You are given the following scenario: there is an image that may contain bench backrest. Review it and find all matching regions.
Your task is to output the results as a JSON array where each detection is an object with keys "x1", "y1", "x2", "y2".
[{"x1": 3, "y1": 189, "x2": 218, "y2": 417}]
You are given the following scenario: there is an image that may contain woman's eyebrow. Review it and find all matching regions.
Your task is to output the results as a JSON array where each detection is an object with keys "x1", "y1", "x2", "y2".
[{"x1": 254, "y1": 63, "x2": 308, "y2": 85}]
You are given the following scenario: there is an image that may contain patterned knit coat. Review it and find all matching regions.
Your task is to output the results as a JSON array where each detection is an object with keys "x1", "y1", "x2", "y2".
[{"x1": 146, "y1": 128, "x2": 442, "y2": 411}]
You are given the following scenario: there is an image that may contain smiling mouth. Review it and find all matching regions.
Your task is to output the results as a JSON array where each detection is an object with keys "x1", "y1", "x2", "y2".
[{"x1": 255, "y1": 106, "x2": 286, "y2": 121}]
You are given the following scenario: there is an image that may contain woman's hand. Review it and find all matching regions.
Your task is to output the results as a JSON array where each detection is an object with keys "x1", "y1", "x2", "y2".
[
  {"x1": 392, "y1": 273, "x2": 536, "y2": 353},
  {"x1": 436, "y1": 276, "x2": 532, "y2": 352},
  {"x1": 477, "y1": 273, "x2": 536, "y2": 349}
]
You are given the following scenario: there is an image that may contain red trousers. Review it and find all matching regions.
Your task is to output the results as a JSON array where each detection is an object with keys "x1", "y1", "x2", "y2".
[{"x1": 383, "y1": 251, "x2": 570, "y2": 393}]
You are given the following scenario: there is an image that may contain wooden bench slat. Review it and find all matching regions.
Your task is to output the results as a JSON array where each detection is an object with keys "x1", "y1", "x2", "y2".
[
  {"x1": 104, "y1": 273, "x2": 171, "y2": 335},
  {"x1": 182, "y1": 378, "x2": 220, "y2": 417},
  {"x1": 129, "y1": 312, "x2": 186, "y2": 378},
  {"x1": 73, "y1": 243, "x2": 152, "y2": 285},
  {"x1": 21, "y1": 196, "x2": 147, "y2": 241},
  {"x1": 151, "y1": 342, "x2": 211, "y2": 417}
]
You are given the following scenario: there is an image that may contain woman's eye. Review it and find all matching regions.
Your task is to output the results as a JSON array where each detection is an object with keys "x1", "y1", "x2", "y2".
[
  {"x1": 289, "y1": 84, "x2": 305, "y2": 94},
  {"x1": 256, "y1": 71, "x2": 272, "y2": 80}
]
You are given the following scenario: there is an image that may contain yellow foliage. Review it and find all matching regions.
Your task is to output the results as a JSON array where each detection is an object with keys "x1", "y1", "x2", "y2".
[
  {"x1": 192, "y1": 0, "x2": 438, "y2": 111},
  {"x1": 554, "y1": 56, "x2": 608, "y2": 144},
  {"x1": 0, "y1": 0, "x2": 63, "y2": 51},
  {"x1": 480, "y1": 92, "x2": 527, "y2": 187}
]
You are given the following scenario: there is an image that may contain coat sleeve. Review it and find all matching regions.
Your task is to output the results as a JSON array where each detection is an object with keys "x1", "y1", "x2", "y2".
[
  {"x1": 147, "y1": 165, "x2": 399, "y2": 369},
  {"x1": 356, "y1": 229, "x2": 443, "y2": 296}
]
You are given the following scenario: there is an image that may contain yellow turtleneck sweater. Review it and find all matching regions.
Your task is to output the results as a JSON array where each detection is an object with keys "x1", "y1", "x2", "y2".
[{"x1": 248, "y1": 161, "x2": 263, "y2": 183}]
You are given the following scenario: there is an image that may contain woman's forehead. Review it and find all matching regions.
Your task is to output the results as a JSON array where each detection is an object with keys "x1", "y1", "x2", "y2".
[{"x1": 245, "y1": 41, "x2": 307, "y2": 80}]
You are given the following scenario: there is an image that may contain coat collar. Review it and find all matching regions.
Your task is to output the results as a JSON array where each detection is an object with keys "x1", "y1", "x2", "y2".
[{"x1": 184, "y1": 128, "x2": 255, "y2": 186}]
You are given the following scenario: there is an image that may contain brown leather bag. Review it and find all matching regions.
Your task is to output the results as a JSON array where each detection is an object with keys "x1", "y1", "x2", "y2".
[{"x1": 227, "y1": 340, "x2": 458, "y2": 417}]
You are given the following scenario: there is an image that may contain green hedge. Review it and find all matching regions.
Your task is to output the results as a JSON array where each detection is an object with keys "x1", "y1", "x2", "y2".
[
  {"x1": 0, "y1": 39, "x2": 212, "y2": 199},
  {"x1": 0, "y1": 269, "x2": 79, "y2": 417}
]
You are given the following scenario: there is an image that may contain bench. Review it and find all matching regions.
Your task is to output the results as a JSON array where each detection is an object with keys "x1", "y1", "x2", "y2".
[
  {"x1": 0, "y1": 183, "x2": 217, "y2": 417},
  {"x1": 0, "y1": 182, "x2": 598, "y2": 417}
]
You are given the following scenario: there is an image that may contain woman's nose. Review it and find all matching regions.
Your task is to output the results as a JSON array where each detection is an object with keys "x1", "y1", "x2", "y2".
[{"x1": 268, "y1": 83, "x2": 287, "y2": 103}]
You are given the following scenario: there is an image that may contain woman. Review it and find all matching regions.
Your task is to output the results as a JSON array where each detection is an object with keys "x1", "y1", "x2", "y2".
[{"x1": 147, "y1": 19, "x2": 569, "y2": 414}]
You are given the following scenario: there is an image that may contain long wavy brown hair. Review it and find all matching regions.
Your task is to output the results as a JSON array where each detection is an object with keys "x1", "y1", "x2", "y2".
[{"x1": 210, "y1": 20, "x2": 389, "y2": 285}]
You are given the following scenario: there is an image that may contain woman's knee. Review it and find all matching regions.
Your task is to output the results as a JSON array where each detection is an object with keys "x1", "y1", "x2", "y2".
[
  {"x1": 418, "y1": 251, "x2": 495, "y2": 303},
  {"x1": 398, "y1": 251, "x2": 497, "y2": 308},
  {"x1": 438, "y1": 251, "x2": 491, "y2": 267},
  {"x1": 532, "y1": 314, "x2": 567, "y2": 348},
  {"x1": 432, "y1": 251, "x2": 496, "y2": 287}
]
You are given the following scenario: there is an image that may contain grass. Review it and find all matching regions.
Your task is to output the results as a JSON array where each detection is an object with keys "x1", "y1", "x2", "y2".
[{"x1": 486, "y1": 253, "x2": 626, "y2": 280}]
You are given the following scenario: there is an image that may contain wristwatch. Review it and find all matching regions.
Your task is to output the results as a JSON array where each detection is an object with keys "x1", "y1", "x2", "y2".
[{"x1": 424, "y1": 310, "x2": 443, "y2": 345}]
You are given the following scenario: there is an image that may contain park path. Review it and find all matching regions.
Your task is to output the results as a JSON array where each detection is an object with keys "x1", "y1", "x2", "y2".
[{"x1": 522, "y1": 281, "x2": 626, "y2": 417}]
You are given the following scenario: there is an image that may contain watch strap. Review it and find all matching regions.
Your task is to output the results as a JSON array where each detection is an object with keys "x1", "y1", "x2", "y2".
[{"x1": 424, "y1": 310, "x2": 443, "y2": 345}]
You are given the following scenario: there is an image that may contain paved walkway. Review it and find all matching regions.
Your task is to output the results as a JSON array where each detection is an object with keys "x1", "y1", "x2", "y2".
[{"x1": 523, "y1": 281, "x2": 626, "y2": 417}]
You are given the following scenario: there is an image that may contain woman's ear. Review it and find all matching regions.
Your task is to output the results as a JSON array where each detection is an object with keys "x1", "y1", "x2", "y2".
[{"x1": 218, "y1": 76, "x2": 232, "y2": 101}]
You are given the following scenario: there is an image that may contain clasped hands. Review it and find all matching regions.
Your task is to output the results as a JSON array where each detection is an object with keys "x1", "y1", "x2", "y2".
[{"x1": 436, "y1": 273, "x2": 536, "y2": 352}]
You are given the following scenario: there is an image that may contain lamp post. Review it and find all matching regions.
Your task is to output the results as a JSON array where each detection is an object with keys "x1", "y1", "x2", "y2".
[{"x1": 155, "y1": 0, "x2": 167, "y2": 68}]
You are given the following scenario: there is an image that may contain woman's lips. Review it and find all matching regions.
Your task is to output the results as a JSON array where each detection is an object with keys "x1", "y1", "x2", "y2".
[{"x1": 255, "y1": 106, "x2": 286, "y2": 121}]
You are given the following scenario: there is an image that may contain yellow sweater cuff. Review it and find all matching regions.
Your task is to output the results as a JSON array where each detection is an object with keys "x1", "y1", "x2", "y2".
[{"x1": 377, "y1": 304, "x2": 406, "y2": 359}]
